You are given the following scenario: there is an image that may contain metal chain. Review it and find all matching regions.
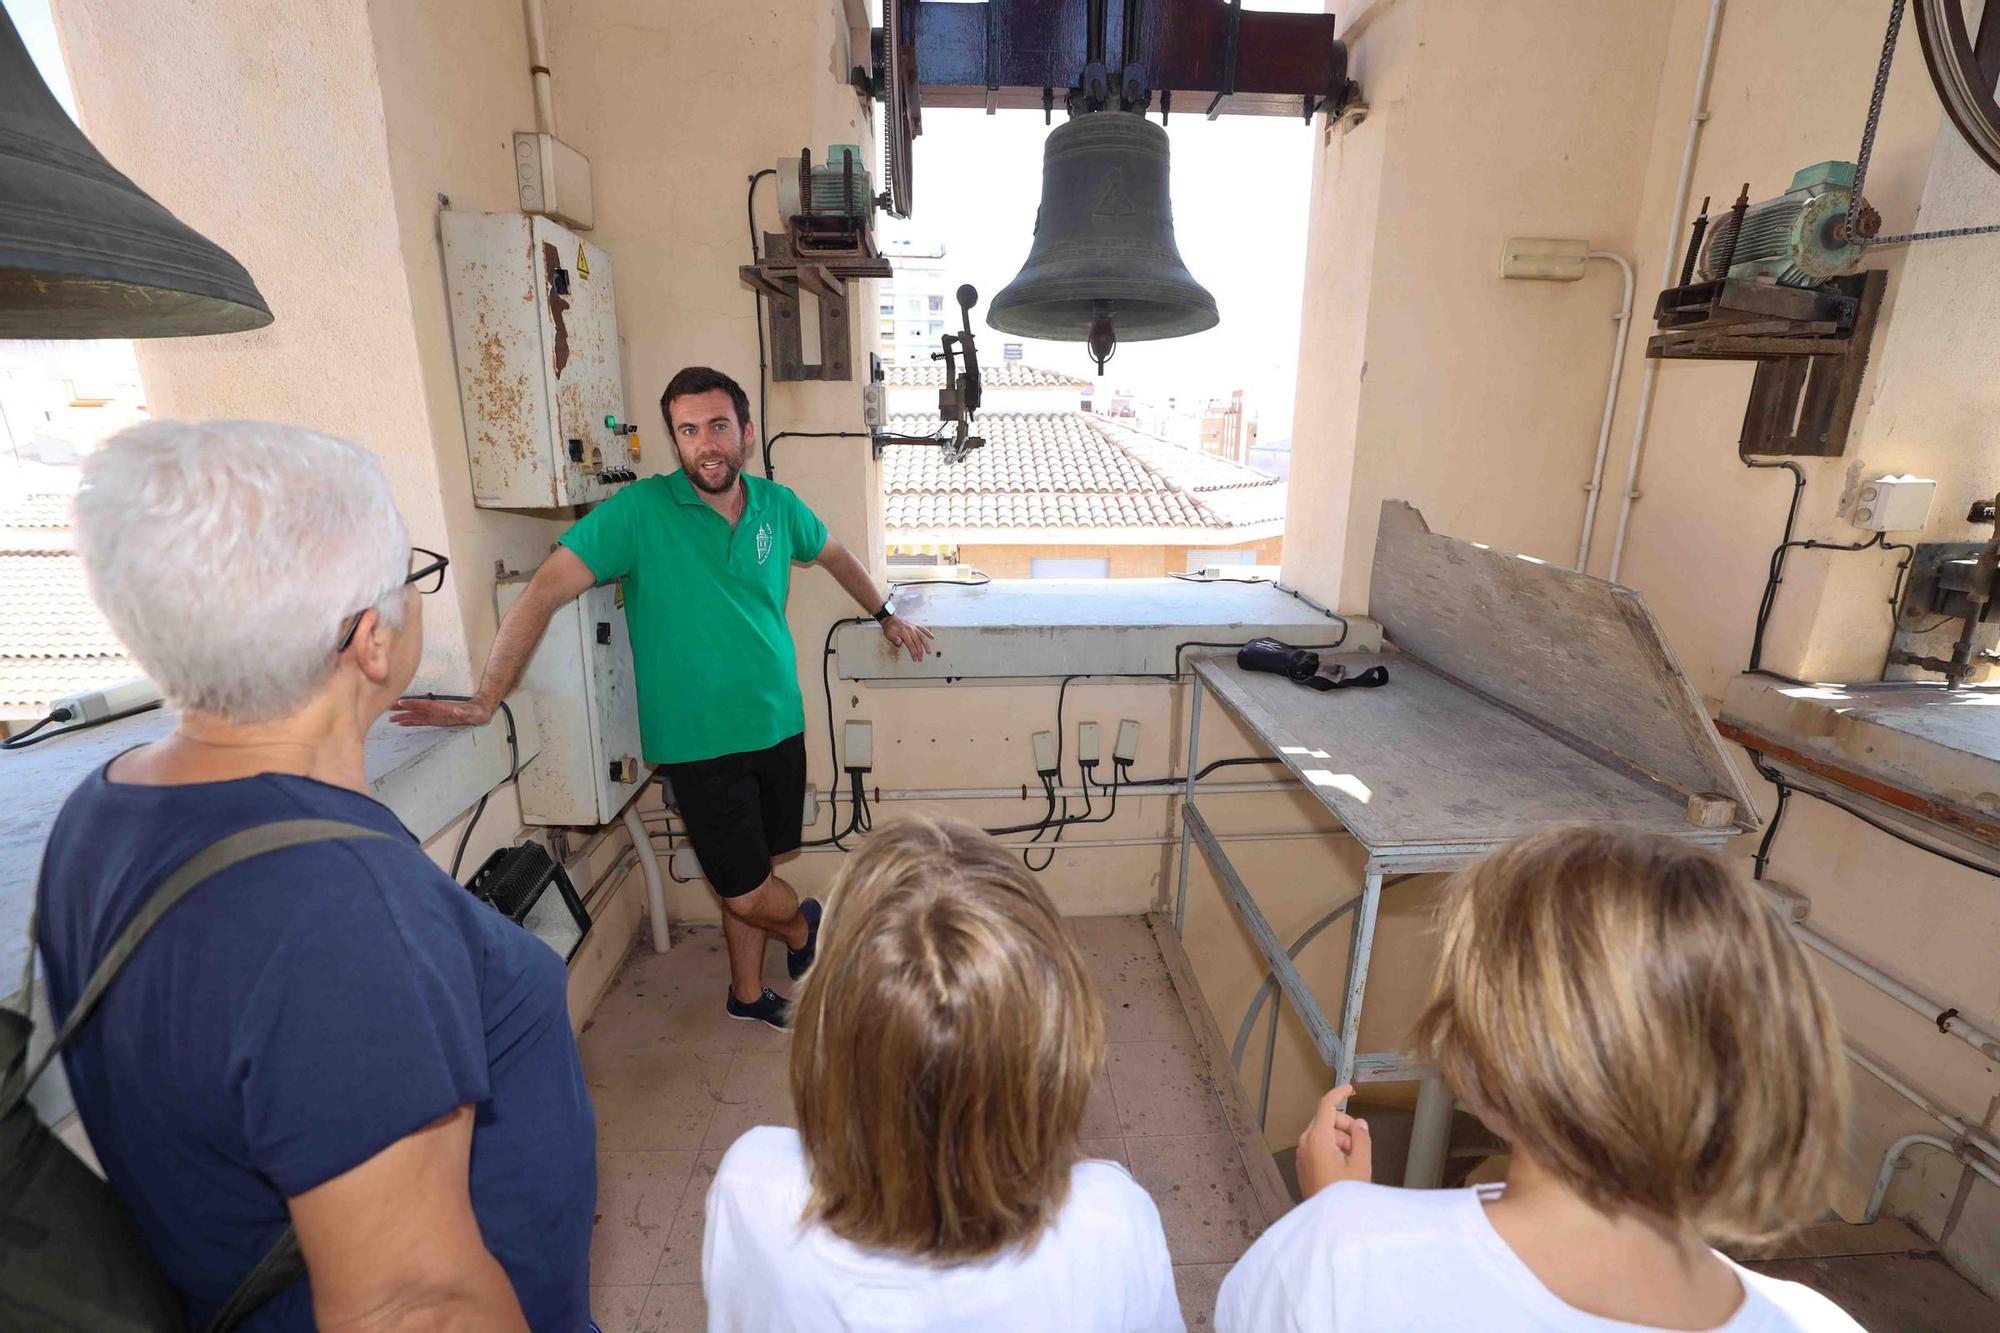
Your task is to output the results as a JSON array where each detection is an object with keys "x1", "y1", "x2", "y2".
[
  {"x1": 1871, "y1": 220, "x2": 2000, "y2": 245},
  {"x1": 1850, "y1": 0, "x2": 1906, "y2": 244},
  {"x1": 1852, "y1": 0, "x2": 2000, "y2": 247}
]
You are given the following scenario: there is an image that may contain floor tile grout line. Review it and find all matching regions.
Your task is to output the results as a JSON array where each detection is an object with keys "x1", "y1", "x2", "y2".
[{"x1": 643, "y1": 1136, "x2": 716, "y2": 1286}]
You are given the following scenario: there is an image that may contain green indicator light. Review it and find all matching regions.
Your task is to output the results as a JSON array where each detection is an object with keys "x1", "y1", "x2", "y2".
[{"x1": 604, "y1": 414, "x2": 617, "y2": 428}]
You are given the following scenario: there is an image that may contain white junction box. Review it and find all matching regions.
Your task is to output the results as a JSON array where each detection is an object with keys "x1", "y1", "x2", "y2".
[
  {"x1": 842, "y1": 720, "x2": 874, "y2": 772},
  {"x1": 512, "y1": 131, "x2": 595, "y2": 231},
  {"x1": 441, "y1": 211, "x2": 636, "y2": 509},
  {"x1": 1851, "y1": 475, "x2": 1937, "y2": 532},
  {"x1": 497, "y1": 579, "x2": 650, "y2": 825}
]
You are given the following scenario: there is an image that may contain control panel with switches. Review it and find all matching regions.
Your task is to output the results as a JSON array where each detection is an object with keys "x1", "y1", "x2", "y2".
[{"x1": 497, "y1": 578, "x2": 650, "y2": 825}]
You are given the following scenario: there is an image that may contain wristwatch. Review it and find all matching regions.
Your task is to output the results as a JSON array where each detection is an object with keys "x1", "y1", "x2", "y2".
[{"x1": 873, "y1": 598, "x2": 894, "y2": 624}]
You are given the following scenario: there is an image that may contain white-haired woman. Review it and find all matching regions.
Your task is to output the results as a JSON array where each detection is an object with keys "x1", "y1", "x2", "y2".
[{"x1": 34, "y1": 421, "x2": 596, "y2": 1331}]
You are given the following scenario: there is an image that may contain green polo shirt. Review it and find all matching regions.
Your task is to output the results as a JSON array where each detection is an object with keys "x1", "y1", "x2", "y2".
[{"x1": 558, "y1": 469, "x2": 828, "y2": 765}]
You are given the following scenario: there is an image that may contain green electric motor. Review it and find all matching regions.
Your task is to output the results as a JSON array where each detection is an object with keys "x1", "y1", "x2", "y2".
[{"x1": 1697, "y1": 161, "x2": 1879, "y2": 288}]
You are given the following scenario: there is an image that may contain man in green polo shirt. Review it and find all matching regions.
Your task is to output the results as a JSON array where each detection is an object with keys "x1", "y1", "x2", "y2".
[{"x1": 394, "y1": 367, "x2": 930, "y2": 1027}]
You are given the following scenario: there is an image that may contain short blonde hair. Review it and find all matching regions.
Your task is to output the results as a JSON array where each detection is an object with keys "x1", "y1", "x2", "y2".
[
  {"x1": 789, "y1": 818, "x2": 1105, "y2": 1261},
  {"x1": 1411, "y1": 825, "x2": 1846, "y2": 1247}
]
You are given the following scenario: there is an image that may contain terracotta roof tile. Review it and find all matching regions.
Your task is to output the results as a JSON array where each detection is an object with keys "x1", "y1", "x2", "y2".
[
  {"x1": 0, "y1": 472, "x2": 134, "y2": 716},
  {"x1": 882, "y1": 363, "x2": 1092, "y2": 389},
  {"x1": 881, "y1": 411, "x2": 1285, "y2": 536}
]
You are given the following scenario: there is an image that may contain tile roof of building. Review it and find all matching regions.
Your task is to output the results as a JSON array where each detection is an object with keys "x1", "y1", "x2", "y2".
[
  {"x1": 881, "y1": 362, "x2": 1092, "y2": 389},
  {"x1": 0, "y1": 469, "x2": 134, "y2": 719},
  {"x1": 881, "y1": 411, "x2": 1286, "y2": 538}
]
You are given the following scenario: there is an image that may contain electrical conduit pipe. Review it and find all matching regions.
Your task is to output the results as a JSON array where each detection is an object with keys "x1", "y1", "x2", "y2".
[
  {"x1": 1607, "y1": 0, "x2": 1727, "y2": 582},
  {"x1": 621, "y1": 802, "x2": 670, "y2": 953},
  {"x1": 1576, "y1": 251, "x2": 1635, "y2": 571},
  {"x1": 522, "y1": 0, "x2": 556, "y2": 135},
  {"x1": 1764, "y1": 886, "x2": 2000, "y2": 1062}
]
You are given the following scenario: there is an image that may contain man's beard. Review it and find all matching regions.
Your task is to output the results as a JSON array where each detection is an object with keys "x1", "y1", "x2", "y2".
[{"x1": 680, "y1": 447, "x2": 744, "y2": 495}]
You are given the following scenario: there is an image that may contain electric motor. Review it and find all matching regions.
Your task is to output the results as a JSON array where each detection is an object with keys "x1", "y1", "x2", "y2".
[{"x1": 1698, "y1": 161, "x2": 1880, "y2": 287}]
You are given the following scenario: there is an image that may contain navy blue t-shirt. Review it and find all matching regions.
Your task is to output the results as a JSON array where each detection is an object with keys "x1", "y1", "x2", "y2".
[{"x1": 36, "y1": 765, "x2": 597, "y2": 1332}]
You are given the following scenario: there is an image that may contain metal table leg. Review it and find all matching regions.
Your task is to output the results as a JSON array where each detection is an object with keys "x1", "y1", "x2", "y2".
[
  {"x1": 1174, "y1": 674, "x2": 1204, "y2": 936},
  {"x1": 1336, "y1": 866, "x2": 1384, "y2": 1088},
  {"x1": 1404, "y1": 1071, "x2": 1453, "y2": 1187}
]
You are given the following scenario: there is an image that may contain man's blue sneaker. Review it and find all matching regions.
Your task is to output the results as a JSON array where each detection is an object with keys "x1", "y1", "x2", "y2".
[
  {"x1": 725, "y1": 987, "x2": 789, "y2": 1030},
  {"x1": 787, "y1": 897, "x2": 823, "y2": 981}
]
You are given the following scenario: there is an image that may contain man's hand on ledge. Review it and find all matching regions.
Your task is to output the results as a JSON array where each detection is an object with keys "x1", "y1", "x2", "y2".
[
  {"x1": 881, "y1": 615, "x2": 934, "y2": 662},
  {"x1": 389, "y1": 695, "x2": 495, "y2": 729}
]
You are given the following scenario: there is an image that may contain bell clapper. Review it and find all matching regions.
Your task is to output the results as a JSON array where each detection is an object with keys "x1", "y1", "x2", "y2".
[{"x1": 1087, "y1": 302, "x2": 1118, "y2": 375}]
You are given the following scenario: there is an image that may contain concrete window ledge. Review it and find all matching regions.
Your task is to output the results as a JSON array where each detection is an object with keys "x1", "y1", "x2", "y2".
[
  {"x1": 834, "y1": 578, "x2": 1380, "y2": 681},
  {"x1": 0, "y1": 700, "x2": 539, "y2": 987}
]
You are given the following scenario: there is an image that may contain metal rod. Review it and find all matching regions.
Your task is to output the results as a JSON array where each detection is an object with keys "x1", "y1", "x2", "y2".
[
  {"x1": 1576, "y1": 250, "x2": 1635, "y2": 572},
  {"x1": 1184, "y1": 804, "x2": 1342, "y2": 1069},
  {"x1": 1845, "y1": 1044, "x2": 2000, "y2": 1165},
  {"x1": 1232, "y1": 894, "x2": 1364, "y2": 1067},
  {"x1": 780, "y1": 828, "x2": 1345, "y2": 854},
  {"x1": 1780, "y1": 903, "x2": 2000, "y2": 1061},
  {"x1": 1259, "y1": 987, "x2": 1280, "y2": 1127},
  {"x1": 1404, "y1": 1072, "x2": 1455, "y2": 1188},
  {"x1": 1864, "y1": 1132, "x2": 2000, "y2": 1223},
  {"x1": 1607, "y1": 0, "x2": 1726, "y2": 581},
  {"x1": 1175, "y1": 674, "x2": 1204, "y2": 935},
  {"x1": 1679, "y1": 195, "x2": 1713, "y2": 286},
  {"x1": 841, "y1": 779, "x2": 1299, "y2": 801},
  {"x1": 1337, "y1": 868, "x2": 1385, "y2": 1087}
]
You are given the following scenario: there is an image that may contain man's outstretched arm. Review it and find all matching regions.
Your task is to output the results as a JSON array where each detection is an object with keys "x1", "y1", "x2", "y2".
[
  {"x1": 391, "y1": 547, "x2": 598, "y2": 727},
  {"x1": 814, "y1": 535, "x2": 933, "y2": 661}
]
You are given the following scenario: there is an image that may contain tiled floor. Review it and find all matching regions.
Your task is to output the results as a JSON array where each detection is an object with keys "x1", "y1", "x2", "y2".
[{"x1": 576, "y1": 915, "x2": 1266, "y2": 1332}]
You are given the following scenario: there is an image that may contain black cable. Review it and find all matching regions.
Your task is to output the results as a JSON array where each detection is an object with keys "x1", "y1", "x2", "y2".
[
  {"x1": 449, "y1": 795, "x2": 489, "y2": 880},
  {"x1": 748, "y1": 169, "x2": 775, "y2": 478},
  {"x1": 1, "y1": 698, "x2": 164, "y2": 751},
  {"x1": 817, "y1": 617, "x2": 870, "y2": 848},
  {"x1": 413, "y1": 694, "x2": 518, "y2": 879},
  {"x1": 1118, "y1": 755, "x2": 1287, "y2": 787},
  {"x1": 1744, "y1": 459, "x2": 1806, "y2": 674},
  {"x1": 765, "y1": 430, "x2": 875, "y2": 480},
  {"x1": 1172, "y1": 638, "x2": 1348, "y2": 678},
  {"x1": 1746, "y1": 747, "x2": 1998, "y2": 881}
]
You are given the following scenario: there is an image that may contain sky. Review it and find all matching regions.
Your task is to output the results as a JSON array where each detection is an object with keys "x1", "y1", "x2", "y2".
[
  {"x1": 879, "y1": 10, "x2": 1321, "y2": 440},
  {"x1": 5, "y1": 0, "x2": 72, "y2": 114}
]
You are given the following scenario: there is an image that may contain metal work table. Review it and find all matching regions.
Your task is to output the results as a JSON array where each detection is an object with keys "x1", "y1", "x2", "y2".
[{"x1": 1174, "y1": 502, "x2": 1757, "y2": 1186}]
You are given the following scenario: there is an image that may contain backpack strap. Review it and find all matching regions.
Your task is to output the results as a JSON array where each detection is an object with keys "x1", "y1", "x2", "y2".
[
  {"x1": 203, "y1": 1227, "x2": 306, "y2": 1333},
  {"x1": 4, "y1": 818, "x2": 397, "y2": 1114},
  {"x1": 7, "y1": 817, "x2": 400, "y2": 1333}
]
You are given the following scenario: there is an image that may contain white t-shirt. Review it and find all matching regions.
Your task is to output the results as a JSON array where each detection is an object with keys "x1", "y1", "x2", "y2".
[
  {"x1": 1215, "y1": 1182, "x2": 1865, "y2": 1333},
  {"x1": 703, "y1": 1125, "x2": 1185, "y2": 1332}
]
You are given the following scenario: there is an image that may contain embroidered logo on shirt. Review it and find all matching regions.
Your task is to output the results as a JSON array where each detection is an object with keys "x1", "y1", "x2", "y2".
[{"x1": 756, "y1": 521, "x2": 774, "y2": 565}]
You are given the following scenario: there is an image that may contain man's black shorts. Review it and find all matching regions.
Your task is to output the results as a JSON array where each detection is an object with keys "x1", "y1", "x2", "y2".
[{"x1": 661, "y1": 732, "x2": 807, "y2": 898}]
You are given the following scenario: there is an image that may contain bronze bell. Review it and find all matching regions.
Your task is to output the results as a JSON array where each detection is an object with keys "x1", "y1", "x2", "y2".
[
  {"x1": 990, "y1": 111, "x2": 1216, "y2": 371},
  {"x1": 0, "y1": 9, "x2": 270, "y2": 338}
]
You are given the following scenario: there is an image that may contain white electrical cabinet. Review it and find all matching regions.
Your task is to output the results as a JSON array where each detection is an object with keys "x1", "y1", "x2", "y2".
[
  {"x1": 497, "y1": 580, "x2": 650, "y2": 825},
  {"x1": 441, "y1": 211, "x2": 640, "y2": 509}
]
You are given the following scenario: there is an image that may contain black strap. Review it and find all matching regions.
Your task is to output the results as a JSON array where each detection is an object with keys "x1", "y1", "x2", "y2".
[
  {"x1": 1299, "y1": 664, "x2": 1390, "y2": 692},
  {"x1": 204, "y1": 1228, "x2": 306, "y2": 1333},
  {"x1": 7, "y1": 817, "x2": 397, "y2": 1331}
]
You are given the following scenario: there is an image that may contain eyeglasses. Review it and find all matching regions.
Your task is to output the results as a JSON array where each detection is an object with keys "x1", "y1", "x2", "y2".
[{"x1": 335, "y1": 546, "x2": 450, "y2": 653}]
